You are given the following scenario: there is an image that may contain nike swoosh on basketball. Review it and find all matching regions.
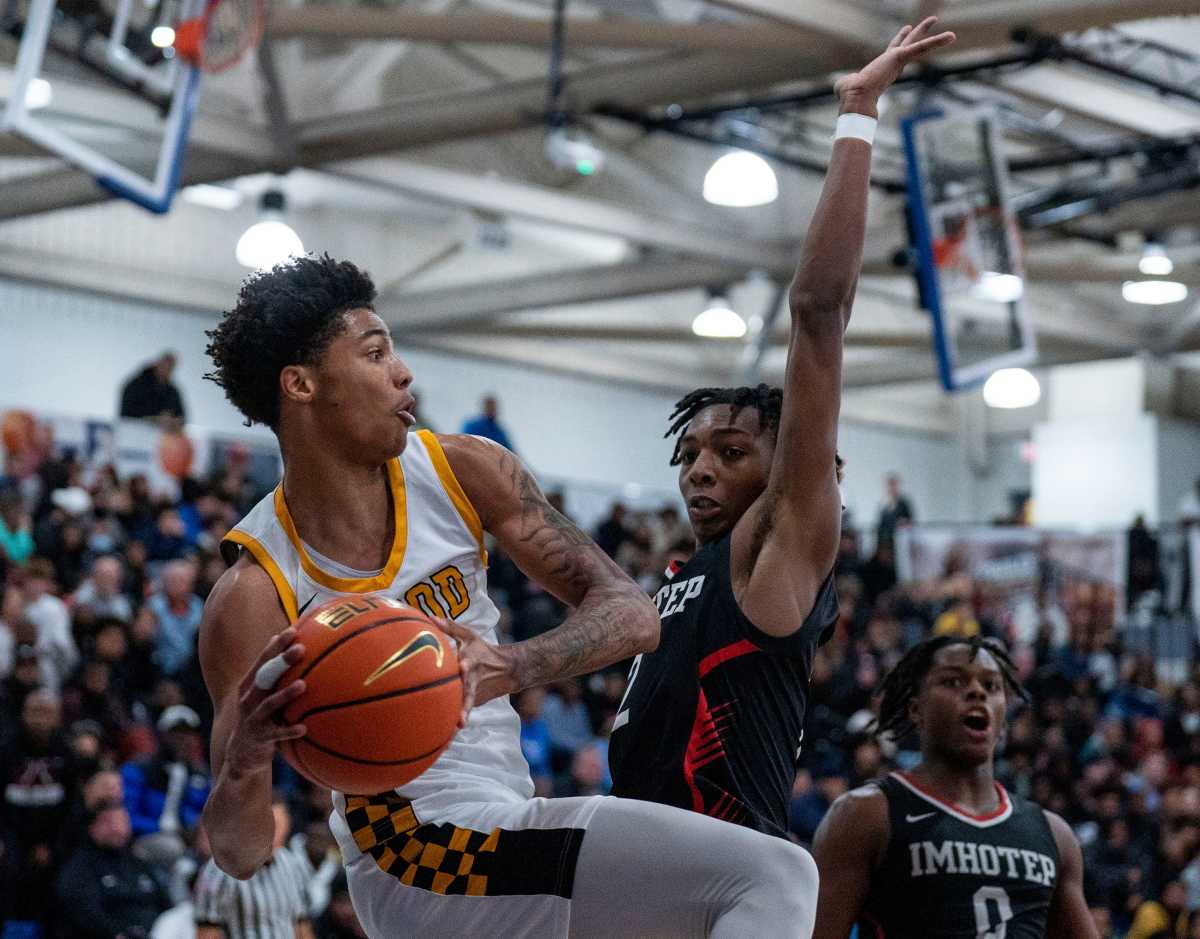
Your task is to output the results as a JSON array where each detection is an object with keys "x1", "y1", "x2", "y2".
[
  {"x1": 363, "y1": 631, "x2": 445, "y2": 686},
  {"x1": 906, "y1": 812, "x2": 937, "y2": 823},
  {"x1": 297, "y1": 594, "x2": 319, "y2": 617}
]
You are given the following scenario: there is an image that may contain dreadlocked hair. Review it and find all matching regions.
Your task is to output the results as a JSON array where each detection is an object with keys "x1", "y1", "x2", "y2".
[
  {"x1": 873, "y1": 634, "x2": 1028, "y2": 742},
  {"x1": 664, "y1": 385, "x2": 845, "y2": 482},
  {"x1": 665, "y1": 385, "x2": 783, "y2": 465}
]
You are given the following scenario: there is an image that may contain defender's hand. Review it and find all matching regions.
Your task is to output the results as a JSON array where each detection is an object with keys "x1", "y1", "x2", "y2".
[
  {"x1": 835, "y1": 17, "x2": 956, "y2": 116},
  {"x1": 437, "y1": 618, "x2": 515, "y2": 728},
  {"x1": 223, "y1": 627, "x2": 308, "y2": 775}
]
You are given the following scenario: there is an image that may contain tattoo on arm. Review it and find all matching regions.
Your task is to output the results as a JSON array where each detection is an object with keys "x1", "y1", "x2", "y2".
[{"x1": 496, "y1": 448, "x2": 655, "y2": 690}]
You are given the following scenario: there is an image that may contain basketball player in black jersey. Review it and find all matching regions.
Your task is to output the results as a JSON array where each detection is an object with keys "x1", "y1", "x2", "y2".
[
  {"x1": 810, "y1": 636, "x2": 1096, "y2": 938},
  {"x1": 608, "y1": 19, "x2": 956, "y2": 838}
]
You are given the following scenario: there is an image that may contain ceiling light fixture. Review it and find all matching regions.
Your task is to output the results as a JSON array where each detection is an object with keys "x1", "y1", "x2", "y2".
[
  {"x1": 692, "y1": 293, "x2": 747, "y2": 339},
  {"x1": 236, "y1": 190, "x2": 304, "y2": 270},
  {"x1": 150, "y1": 25, "x2": 175, "y2": 48},
  {"x1": 1138, "y1": 242, "x2": 1174, "y2": 277},
  {"x1": 972, "y1": 272, "x2": 1024, "y2": 303},
  {"x1": 1122, "y1": 280, "x2": 1188, "y2": 305},
  {"x1": 703, "y1": 150, "x2": 779, "y2": 208},
  {"x1": 983, "y1": 368, "x2": 1041, "y2": 409}
]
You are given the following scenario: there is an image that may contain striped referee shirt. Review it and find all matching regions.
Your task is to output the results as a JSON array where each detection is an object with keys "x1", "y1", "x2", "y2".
[{"x1": 194, "y1": 848, "x2": 310, "y2": 939}]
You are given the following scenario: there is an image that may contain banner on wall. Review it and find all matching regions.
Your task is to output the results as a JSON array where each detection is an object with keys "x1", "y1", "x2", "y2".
[{"x1": 896, "y1": 525, "x2": 1127, "y2": 642}]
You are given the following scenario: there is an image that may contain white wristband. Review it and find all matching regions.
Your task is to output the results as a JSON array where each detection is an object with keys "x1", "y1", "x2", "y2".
[{"x1": 834, "y1": 112, "x2": 877, "y2": 145}]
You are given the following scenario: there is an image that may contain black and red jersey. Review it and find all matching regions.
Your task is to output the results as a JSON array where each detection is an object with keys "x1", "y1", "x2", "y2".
[
  {"x1": 607, "y1": 534, "x2": 837, "y2": 837},
  {"x1": 858, "y1": 772, "x2": 1059, "y2": 939}
]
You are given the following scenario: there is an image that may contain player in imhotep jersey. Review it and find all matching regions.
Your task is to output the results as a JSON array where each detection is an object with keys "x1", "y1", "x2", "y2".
[
  {"x1": 810, "y1": 636, "x2": 1096, "y2": 939},
  {"x1": 199, "y1": 256, "x2": 825, "y2": 939},
  {"x1": 608, "y1": 19, "x2": 956, "y2": 838}
]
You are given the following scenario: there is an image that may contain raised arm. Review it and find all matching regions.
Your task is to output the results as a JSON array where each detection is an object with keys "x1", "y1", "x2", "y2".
[
  {"x1": 436, "y1": 434, "x2": 659, "y2": 713},
  {"x1": 198, "y1": 558, "x2": 307, "y2": 879},
  {"x1": 810, "y1": 786, "x2": 891, "y2": 939},
  {"x1": 1045, "y1": 810, "x2": 1099, "y2": 938},
  {"x1": 734, "y1": 19, "x2": 955, "y2": 638}
]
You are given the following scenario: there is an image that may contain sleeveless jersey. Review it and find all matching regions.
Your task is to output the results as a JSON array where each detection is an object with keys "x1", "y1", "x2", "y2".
[
  {"x1": 607, "y1": 534, "x2": 837, "y2": 837},
  {"x1": 859, "y1": 772, "x2": 1059, "y2": 939},
  {"x1": 220, "y1": 430, "x2": 533, "y2": 861}
]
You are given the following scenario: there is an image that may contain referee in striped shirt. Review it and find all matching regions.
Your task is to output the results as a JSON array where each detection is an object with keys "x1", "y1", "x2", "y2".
[{"x1": 194, "y1": 797, "x2": 314, "y2": 939}]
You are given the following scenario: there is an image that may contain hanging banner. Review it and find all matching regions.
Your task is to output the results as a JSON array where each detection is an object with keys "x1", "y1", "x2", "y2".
[{"x1": 896, "y1": 526, "x2": 1127, "y2": 643}]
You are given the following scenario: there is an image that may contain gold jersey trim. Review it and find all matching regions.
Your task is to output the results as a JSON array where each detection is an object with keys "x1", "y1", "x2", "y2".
[
  {"x1": 222, "y1": 529, "x2": 300, "y2": 622},
  {"x1": 272, "y1": 458, "x2": 408, "y2": 593},
  {"x1": 418, "y1": 430, "x2": 488, "y2": 567}
]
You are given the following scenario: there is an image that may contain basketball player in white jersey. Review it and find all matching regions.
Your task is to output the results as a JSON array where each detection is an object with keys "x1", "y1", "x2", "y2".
[{"x1": 199, "y1": 255, "x2": 821, "y2": 938}]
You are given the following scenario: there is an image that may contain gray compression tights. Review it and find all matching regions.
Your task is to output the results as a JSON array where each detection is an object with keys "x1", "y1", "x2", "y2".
[{"x1": 567, "y1": 796, "x2": 818, "y2": 939}]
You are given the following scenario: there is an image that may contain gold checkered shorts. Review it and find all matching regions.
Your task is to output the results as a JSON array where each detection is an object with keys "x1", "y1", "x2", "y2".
[{"x1": 345, "y1": 792, "x2": 586, "y2": 900}]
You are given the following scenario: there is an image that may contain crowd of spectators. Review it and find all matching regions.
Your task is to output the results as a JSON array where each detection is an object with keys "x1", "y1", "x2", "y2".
[{"x1": 1, "y1": 406, "x2": 1198, "y2": 939}]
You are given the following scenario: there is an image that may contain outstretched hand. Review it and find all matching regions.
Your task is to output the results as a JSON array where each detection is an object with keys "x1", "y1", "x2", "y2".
[{"x1": 835, "y1": 17, "x2": 956, "y2": 116}]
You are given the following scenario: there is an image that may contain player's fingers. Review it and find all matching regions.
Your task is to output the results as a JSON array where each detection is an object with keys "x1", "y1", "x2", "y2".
[
  {"x1": 436, "y1": 617, "x2": 474, "y2": 647},
  {"x1": 888, "y1": 24, "x2": 912, "y2": 49},
  {"x1": 902, "y1": 16, "x2": 939, "y2": 45},
  {"x1": 238, "y1": 627, "x2": 298, "y2": 697},
  {"x1": 457, "y1": 658, "x2": 476, "y2": 728},
  {"x1": 901, "y1": 31, "x2": 956, "y2": 58},
  {"x1": 270, "y1": 722, "x2": 307, "y2": 742},
  {"x1": 251, "y1": 679, "x2": 306, "y2": 724},
  {"x1": 249, "y1": 642, "x2": 305, "y2": 702}
]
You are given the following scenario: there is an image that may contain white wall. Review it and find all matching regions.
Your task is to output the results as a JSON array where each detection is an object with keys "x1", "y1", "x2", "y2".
[
  {"x1": 1033, "y1": 414, "x2": 1159, "y2": 528},
  {"x1": 0, "y1": 278, "x2": 989, "y2": 527},
  {"x1": 1158, "y1": 418, "x2": 1200, "y2": 524}
]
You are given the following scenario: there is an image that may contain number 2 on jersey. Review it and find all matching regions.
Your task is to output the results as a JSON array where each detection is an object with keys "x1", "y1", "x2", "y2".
[
  {"x1": 973, "y1": 885, "x2": 1013, "y2": 939},
  {"x1": 612, "y1": 654, "x2": 643, "y2": 731}
]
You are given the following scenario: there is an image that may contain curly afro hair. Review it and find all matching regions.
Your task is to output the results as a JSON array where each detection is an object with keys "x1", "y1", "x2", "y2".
[{"x1": 205, "y1": 255, "x2": 377, "y2": 429}]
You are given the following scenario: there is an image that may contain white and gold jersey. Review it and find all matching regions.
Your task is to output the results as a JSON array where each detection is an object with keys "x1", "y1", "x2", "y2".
[{"x1": 221, "y1": 430, "x2": 534, "y2": 860}]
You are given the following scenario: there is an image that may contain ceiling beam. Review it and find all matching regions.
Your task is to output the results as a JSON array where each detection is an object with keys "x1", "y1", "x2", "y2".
[
  {"x1": 997, "y1": 65, "x2": 1200, "y2": 138},
  {"x1": 268, "y1": 7, "x2": 811, "y2": 56},
  {"x1": 704, "y1": 0, "x2": 892, "y2": 50},
  {"x1": 388, "y1": 257, "x2": 749, "y2": 330},
  {"x1": 332, "y1": 162, "x2": 796, "y2": 272},
  {"x1": 939, "y1": 0, "x2": 1200, "y2": 52}
]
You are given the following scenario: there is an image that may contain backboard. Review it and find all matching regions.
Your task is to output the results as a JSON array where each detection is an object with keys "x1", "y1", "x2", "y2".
[
  {"x1": 1, "y1": 0, "x2": 204, "y2": 212},
  {"x1": 901, "y1": 107, "x2": 1037, "y2": 391}
]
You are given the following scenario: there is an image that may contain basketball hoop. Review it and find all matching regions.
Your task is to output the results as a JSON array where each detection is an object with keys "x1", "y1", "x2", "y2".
[{"x1": 174, "y1": 0, "x2": 265, "y2": 73}]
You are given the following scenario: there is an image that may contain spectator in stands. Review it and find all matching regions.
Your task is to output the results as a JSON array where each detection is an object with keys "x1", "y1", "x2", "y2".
[
  {"x1": 147, "y1": 560, "x2": 203, "y2": 677},
  {"x1": 514, "y1": 686, "x2": 553, "y2": 796},
  {"x1": 789, "y1": 762, "x2": 848, "y2": 845},
  {"x1": 0, "y1": 688, "x2": 76, "y2": 932},
  {"x1": 62, "y1": 651, "x2": 131, "y2": 748},
  {"x1": 315, "y1": 874, "x2": 368, "y2": 939},
  {"x1": 876, "y1": 471, "x2": 914, "y2": 549},
  {"x1": 0, "y1": 641, "x2": 44, "y2": 729},
  {"x1": 290, "y1": 817, "x2": 341, "y2": 922},
  {"x1": 55, "y1": 799, "x2": 171, "y2": 939},
  {"x1": 541, "y1": 678, "x2": 594, "y2": 773},
  {"x1": 143, "y1": 507, "x2": 190, "y2": 564},
  {"x1": 556, "y1": 742, "x2": 609, "y2": 798},
  {"x1": 0, "y1": 492, "x2": 34, "y2": 566},
  {"x1": 20, "y1": 556, "x2": 79, "y2": 690},
  {"x1": 460, "y1": 393, "x2": 514, "y2": 450},
  {"x1": 1127, "y1": 879, "x2": 1188, "y2": 939},
  {"x1": 121, "y1": 704, "x2": 210, "y2": 864},
  {"x1": 1129, "y1": 514, "x2": 1164, "y2": 609},
  {"x1": 119, "y1": 351, "x2": 187, "y2": 423},
  {"x1": 74, "y1": 554, "x2": 134, "y2": 623},
  {"x1": 193, "y1": 796, "x2": 313, "y2": 939},
  {"x1": 594, "y1": 502, "x2": 631, "y2": 559}
]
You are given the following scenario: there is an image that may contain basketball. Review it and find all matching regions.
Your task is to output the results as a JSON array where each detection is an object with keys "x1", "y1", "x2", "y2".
[{"x1": 276, "y1": 595, "x2": 462, "y2": 795}]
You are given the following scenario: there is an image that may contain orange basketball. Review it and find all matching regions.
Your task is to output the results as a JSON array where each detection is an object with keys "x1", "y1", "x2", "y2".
[
  {"x1": 277, "y1": 595, "x2": 462, "y2": 795},
  {"x1": 158, "y1": 431, "x2": 194, "y2": 479},
  {"x1": 1, "y1": 410, "x2": 35, "y2": 455}
]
